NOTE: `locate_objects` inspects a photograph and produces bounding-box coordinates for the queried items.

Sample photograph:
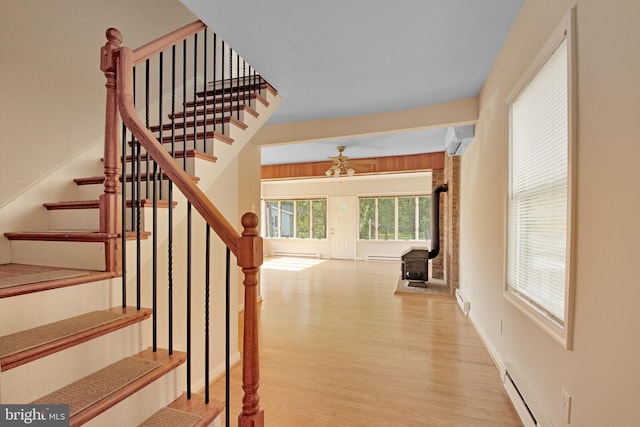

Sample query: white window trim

[503,8,578,350]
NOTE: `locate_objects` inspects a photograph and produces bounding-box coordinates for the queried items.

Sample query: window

[311,200,327,239]
[505,12,575,348]
[358,195,430,241]
[358,198,375,239]
[262,199,327,239]
[296,200,310,238]
[377,198,395,240]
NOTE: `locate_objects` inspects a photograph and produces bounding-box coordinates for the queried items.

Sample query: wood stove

[400,183,448,287]
[401,247,429,286]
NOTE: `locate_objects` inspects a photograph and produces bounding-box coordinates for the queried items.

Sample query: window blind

[507,38,568,324]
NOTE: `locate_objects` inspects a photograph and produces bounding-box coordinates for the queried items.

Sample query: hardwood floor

[210,258,522,426]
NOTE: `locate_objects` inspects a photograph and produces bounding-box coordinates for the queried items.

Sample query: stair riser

[75,172,196,202]
[10,240,105,271]
[0,278,114,336]
[48,209,100,231]
[47,208,159,234]
[0,323,151,404]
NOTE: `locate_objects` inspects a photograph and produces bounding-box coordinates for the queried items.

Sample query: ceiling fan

[325,146,356,177]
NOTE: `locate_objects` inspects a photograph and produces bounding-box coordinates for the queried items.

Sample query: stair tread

[149,114,248,133]
[0,306,152,371]
[139,407,200,427]
[32,347,185,427]
[171,103,259,120]
[118,149,218,165]
[44,199,178,210]
[156,129,235,145]
[185,91,269,109]
[195,80,274,98]
[74,173,201,186]
[4,230,150,242]
[140,392,225,427]
[0,264,114,299]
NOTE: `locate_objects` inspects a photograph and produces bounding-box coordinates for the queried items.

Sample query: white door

[329,197,357,259]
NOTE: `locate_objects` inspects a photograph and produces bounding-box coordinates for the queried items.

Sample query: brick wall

[445,154,460,289]
[430,154,460,290]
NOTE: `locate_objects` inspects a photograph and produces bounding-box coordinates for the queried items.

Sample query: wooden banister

[100,28,123,273]
[117,47,242,255]
[132,20,206,64]
[104,26,265,426]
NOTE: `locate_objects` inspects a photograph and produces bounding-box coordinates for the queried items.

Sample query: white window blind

[507,37,568,324]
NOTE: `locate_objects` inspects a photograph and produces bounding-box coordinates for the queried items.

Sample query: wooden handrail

[132,20,206,64]
[116,47,242,255]
[104,25,265,426]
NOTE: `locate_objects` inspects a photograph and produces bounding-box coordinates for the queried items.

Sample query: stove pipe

[428,183,448,259]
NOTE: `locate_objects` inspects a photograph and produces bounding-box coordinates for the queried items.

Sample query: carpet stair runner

[140,393,225,427]
[0,307,152,371]
[32,348,185,427]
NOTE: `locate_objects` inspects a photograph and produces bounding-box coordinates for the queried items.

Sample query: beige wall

[460,0,640,425]
[0,0,195,206]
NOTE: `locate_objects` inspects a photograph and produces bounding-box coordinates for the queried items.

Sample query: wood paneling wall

[261,152,445,180]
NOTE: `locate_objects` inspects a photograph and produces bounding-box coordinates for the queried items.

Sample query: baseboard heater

[455,289,470,316]
[270,251,320,258]
[366,255,401,262]
[504,370,538,427]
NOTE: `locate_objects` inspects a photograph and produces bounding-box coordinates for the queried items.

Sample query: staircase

[1,21,279,426]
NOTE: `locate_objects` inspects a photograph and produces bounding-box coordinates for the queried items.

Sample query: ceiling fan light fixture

[326,146,356,178]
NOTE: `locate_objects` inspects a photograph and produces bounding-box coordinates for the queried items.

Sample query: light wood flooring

[210,258,522,426]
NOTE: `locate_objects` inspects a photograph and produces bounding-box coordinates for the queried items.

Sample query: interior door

[329,196,357,259]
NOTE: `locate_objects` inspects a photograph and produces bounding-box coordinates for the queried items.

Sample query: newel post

[238,212,265,427]
[100,28,123,273]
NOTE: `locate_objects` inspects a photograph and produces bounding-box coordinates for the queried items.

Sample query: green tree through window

[296,200,310,238]
[359,198,375,239]
[377,198,395,240]
[398,197,416,240]
[358,195,430,241]
[312,200,327,239]
[262,198,327,239]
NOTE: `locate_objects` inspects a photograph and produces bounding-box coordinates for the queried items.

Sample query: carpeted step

[0,307,152,371]
[139,407,200,427]
[0,264,115,299]
[32,348,186,427]
[140,392,225,427]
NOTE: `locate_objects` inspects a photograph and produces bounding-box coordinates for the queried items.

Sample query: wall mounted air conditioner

[445,125,475,156]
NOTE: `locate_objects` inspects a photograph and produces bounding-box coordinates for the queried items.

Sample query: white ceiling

[180,0,524,164]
